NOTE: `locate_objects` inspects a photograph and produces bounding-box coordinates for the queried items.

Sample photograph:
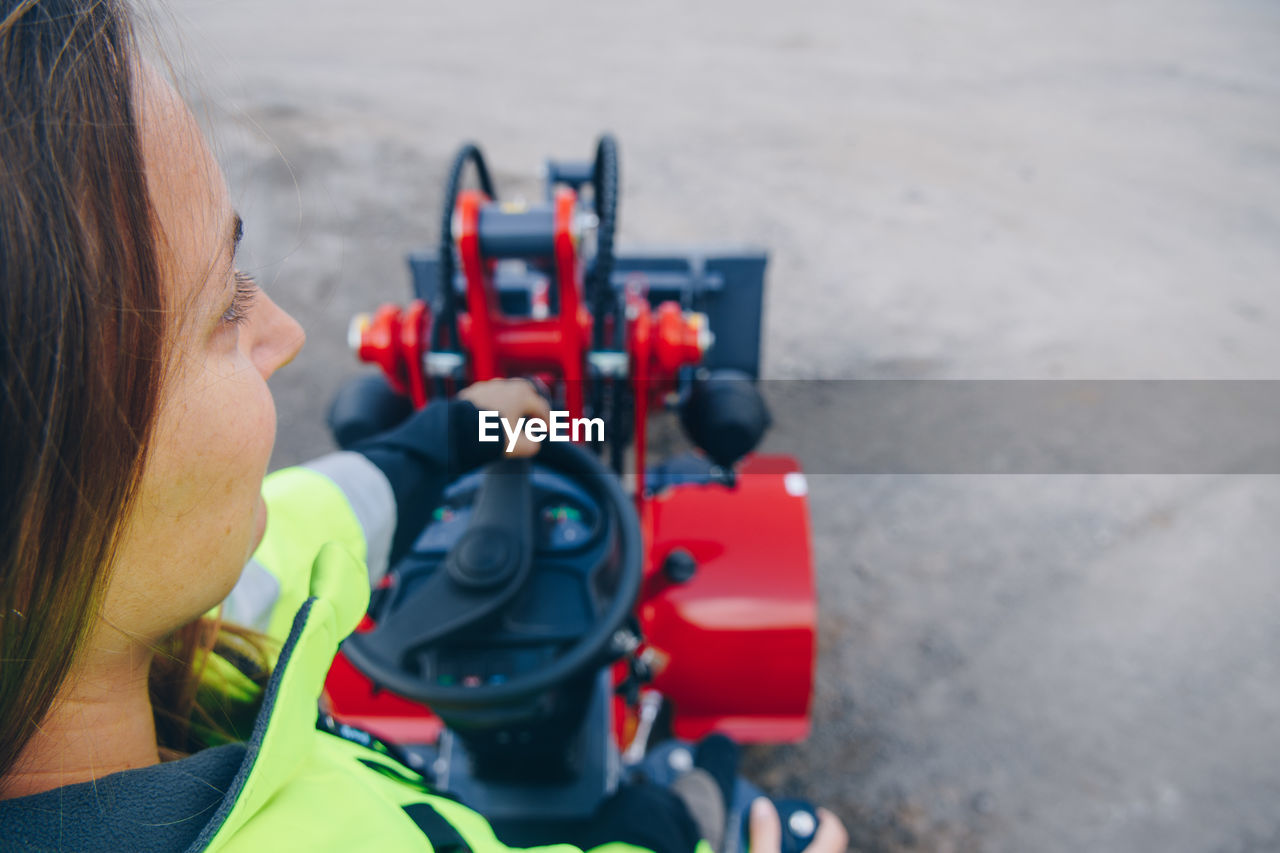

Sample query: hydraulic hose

[588,134,619,349]
[433,143,497,354]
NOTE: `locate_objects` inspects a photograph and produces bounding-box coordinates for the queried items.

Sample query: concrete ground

[168,1,1280,849]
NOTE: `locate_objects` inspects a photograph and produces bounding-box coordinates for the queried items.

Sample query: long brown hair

[0,0,174,781]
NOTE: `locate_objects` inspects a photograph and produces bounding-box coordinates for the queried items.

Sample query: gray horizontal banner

[745,380,1280,475]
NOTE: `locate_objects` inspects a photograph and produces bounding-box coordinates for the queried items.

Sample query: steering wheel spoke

[374,567,494,659]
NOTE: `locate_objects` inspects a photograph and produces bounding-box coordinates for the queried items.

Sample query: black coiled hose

[588,134,619,348]
[585,135,627,472]
[433,143,497,353]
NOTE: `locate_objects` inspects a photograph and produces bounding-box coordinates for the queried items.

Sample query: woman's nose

[250,290,306,379]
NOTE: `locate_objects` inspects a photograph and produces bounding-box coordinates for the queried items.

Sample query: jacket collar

[192,541,370,852]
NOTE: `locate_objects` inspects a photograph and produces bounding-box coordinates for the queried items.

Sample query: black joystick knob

[678,370,771,471]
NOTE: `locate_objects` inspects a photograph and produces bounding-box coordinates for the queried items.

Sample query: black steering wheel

[341,439,642,716]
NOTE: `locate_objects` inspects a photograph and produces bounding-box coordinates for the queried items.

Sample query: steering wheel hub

[449,528,518,590]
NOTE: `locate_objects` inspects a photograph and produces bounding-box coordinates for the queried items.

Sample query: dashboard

[413,467,601,556]
[375,465,614,689]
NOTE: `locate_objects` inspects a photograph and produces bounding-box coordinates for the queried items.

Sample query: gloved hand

[747,798,848,853]
[457,378,551,458]
[623,736,849,853]
[328,374,550,460]
[346,378,552,565]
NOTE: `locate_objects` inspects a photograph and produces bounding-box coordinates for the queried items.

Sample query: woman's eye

[221,271,259,327]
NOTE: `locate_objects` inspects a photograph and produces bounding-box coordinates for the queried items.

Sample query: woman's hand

[748,797,849,853]
[458,378,552,458]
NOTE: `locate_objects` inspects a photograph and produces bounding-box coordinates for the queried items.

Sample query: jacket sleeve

[349,397,502,564]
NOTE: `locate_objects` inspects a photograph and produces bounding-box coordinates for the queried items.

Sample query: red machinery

[322,137,815,829]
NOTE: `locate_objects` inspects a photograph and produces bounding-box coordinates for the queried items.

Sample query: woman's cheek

[204,382,277,599]
[220,354,278,463]
[250,374,279,467]
[221,379,276,496]
[192,365,276,532]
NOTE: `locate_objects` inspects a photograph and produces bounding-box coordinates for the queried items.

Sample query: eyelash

[222,271,259,327]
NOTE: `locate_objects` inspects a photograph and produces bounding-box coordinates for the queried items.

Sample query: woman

[0,1,848,850]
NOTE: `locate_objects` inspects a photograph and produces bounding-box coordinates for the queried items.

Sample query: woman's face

[100,66,305,645]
